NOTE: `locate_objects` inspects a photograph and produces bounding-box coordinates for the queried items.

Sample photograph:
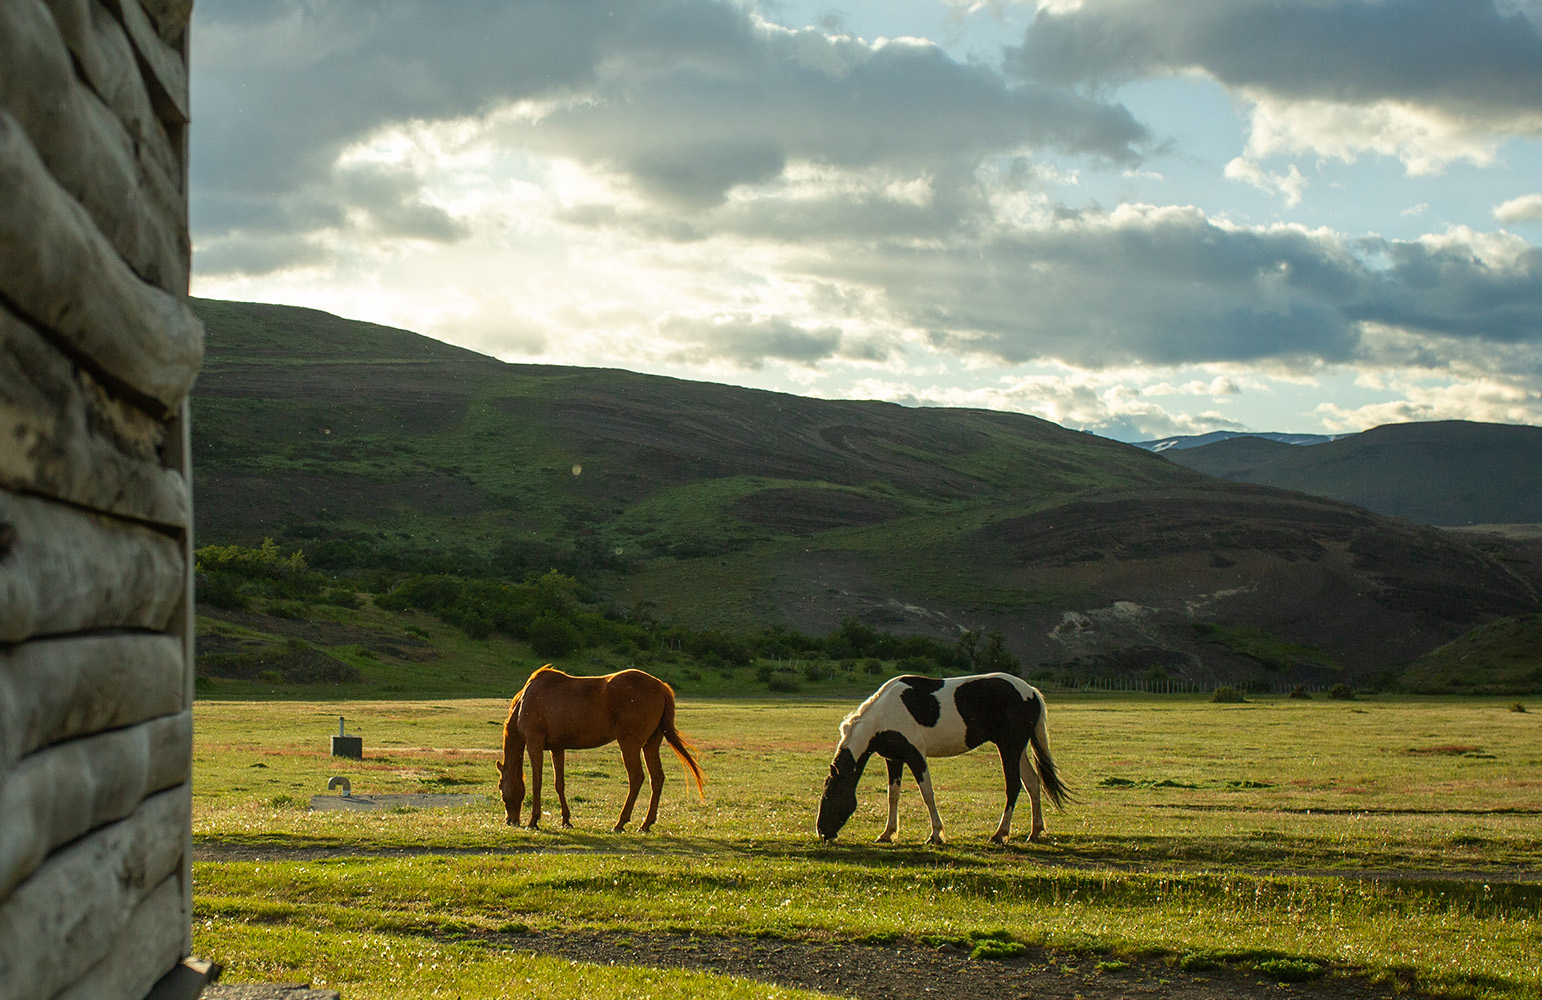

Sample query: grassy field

[191,692,1542,998]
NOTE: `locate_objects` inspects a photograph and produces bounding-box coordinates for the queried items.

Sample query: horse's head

[816,748,862,841]
[494,758,518,825]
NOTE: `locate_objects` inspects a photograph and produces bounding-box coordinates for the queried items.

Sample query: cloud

[657,313,848,368]
[841,369,1254,441]
[1224,157,1305,207]
[1013,0,1542,171]
[796,205,1542,375]
[505,27,1148,208]
[1496,193,1542,224]
[1314,375,1542,431]
[191,0,1150,272]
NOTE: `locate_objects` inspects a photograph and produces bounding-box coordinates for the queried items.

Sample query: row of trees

[194,540,1020,673]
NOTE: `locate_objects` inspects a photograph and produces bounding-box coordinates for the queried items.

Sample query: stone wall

[0,1,202,997]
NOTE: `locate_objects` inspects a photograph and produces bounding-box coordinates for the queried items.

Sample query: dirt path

[191,840,1541,883]
[192,843,1470,999]
[202,928,1431,1000]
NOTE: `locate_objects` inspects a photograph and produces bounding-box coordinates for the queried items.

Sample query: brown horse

[496,665,705,832]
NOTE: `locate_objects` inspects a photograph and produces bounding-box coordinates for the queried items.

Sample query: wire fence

[1036,675,1335,696]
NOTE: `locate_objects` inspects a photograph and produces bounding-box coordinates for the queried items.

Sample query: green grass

[1192,622,1340,673]
[193,694,1542,998]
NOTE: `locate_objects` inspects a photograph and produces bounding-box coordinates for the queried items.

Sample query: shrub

[320,587,362,609]
[529,615,581,658]
[979,631,1019,673]
[196,570,250,610]
[1255,958,1323,982]
[970,939,1027,961]
[766,671,801,693]
[1177,953,1221,972]
[1211,686,1246,703]
[862,657,885,675]
[1328,683,1355,700]
[1289,685,1312,699]
[1510,702,1528,713]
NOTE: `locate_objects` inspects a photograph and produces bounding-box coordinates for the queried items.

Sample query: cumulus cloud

[1012,0,1542,171]
[191,0,1149,272]
[1224,157,1305,206]
[791,204,1542,376]
[1496,193,1542,224]
[657,314,848,368]
[1315,376,1542,431]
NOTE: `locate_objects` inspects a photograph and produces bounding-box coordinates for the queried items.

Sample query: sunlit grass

[194,693,1542,998]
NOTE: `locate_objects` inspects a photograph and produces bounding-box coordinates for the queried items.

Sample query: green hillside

[1397,614,1542,694]
[190,299,1542,688]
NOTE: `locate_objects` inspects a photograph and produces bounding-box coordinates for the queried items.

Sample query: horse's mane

[837,683,889,745]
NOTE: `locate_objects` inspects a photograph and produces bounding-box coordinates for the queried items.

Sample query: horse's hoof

[927,834,946,846]
[1028,830,1045,843]
[639,824,653,833]
[612,823,627,833]
[989,833,1007,845]
[560,821,573,830]
[875,833,893,844]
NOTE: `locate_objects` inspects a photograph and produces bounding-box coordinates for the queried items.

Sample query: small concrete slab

[309,793,485,811]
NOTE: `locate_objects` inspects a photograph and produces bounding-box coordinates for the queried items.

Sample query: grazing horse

[816,673,1069,844]
[497,665,705,832]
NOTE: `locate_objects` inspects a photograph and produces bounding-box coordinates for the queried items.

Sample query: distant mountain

[1159,421,1542,527]
[190,299,1542,684]
[1136,431,1344,452]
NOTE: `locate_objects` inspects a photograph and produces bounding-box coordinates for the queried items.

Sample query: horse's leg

[1019,746,1046,842]
[552,748,572,828]
[639,732,665,833]
[911,761,945,845]
[614,744,645,832]
[991,742,1028,844]
[525,743,544,829]
[502,733,527,827]
[877,757,904,843]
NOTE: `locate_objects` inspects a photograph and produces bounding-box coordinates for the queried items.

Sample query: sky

[188,0,1542,442]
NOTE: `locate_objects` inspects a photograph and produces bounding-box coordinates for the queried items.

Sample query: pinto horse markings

[496,665,705,832]
[816,673,1070,844]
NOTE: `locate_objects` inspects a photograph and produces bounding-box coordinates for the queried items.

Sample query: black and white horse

[816,673,1069,844]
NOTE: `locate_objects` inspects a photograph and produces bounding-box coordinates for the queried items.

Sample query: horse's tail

[1027,696,1072,810]
[658,686,707,798]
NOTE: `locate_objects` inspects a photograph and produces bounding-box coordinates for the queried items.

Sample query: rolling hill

[189,298,1542,687]
[1158,421,1542,526]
